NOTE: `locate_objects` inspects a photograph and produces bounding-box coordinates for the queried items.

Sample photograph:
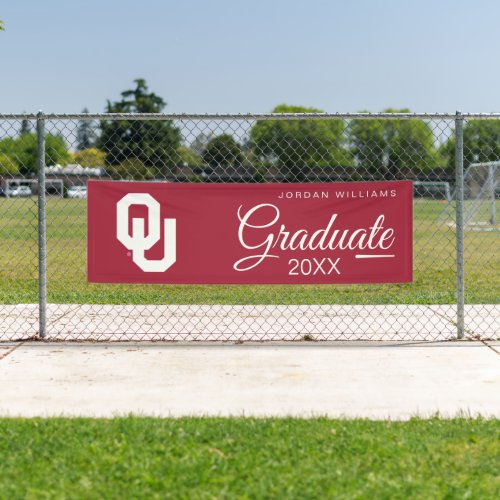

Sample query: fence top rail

[2,111,500,121]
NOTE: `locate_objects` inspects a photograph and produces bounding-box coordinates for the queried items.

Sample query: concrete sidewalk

[1,304,499,341]
[1,342,499,419]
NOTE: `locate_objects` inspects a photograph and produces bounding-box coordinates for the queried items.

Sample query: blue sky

[2,0,500,114]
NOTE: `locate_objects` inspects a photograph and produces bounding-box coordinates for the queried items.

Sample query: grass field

[0,417,498,498]
[0,198,498,305]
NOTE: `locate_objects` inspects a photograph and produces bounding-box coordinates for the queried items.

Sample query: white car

[8,185,32,197]
[67,185,87,199]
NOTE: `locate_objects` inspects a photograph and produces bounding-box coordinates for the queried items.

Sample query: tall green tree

[97,79,181,178]
[76,108,97,150]
[249,104,350,181]
[350,109,439,179]
[440,120,500,171]
[202,134,243,171]
[0,134,70,174]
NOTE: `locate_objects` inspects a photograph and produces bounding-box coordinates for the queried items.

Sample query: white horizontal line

[355,254,395,259]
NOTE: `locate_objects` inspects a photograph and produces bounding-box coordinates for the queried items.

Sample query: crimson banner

[87,180,413,284]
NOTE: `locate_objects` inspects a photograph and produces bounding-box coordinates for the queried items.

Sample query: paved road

[1,342,499,419]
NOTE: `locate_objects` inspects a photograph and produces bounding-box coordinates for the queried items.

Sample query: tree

[191,132,214,156]
[20,117,31,135]
[73,147,106,167]
[76,108,97,150]
[0,153,19,176]
[0,20,4,31]
[440,120,500,172]
[97,79,181,178]
[106,158,155,181]
[349,116,385,176]
[0,133,71,175]
[202,134,243,171]
[176,146,203,167]
[350,109,439,179]
[249,104,350,181]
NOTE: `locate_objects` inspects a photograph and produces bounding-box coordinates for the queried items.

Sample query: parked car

[67,185,87,199]
[8,185,32,197]
[0,187,6,197]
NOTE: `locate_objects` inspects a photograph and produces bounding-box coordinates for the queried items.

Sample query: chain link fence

[0,112,498,341]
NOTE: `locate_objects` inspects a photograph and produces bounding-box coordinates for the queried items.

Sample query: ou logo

[116,193,176,272]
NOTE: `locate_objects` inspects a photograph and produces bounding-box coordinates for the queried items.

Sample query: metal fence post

[37,111,47,338]
[455,111,465,339]
[489,165,497,226]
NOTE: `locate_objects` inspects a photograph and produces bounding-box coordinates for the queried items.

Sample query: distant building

[46,164,108,187]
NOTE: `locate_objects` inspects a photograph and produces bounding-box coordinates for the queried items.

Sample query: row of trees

[0,133,70,176]
[2,79,500,180]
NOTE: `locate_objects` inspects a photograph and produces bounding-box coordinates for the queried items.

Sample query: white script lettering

[233,204,396,272]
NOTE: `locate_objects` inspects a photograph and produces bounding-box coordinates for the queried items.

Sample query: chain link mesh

[0,113,498,341]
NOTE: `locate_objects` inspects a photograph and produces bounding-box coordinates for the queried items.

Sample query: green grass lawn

[0,417,498,498]
[0,198,498,305]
